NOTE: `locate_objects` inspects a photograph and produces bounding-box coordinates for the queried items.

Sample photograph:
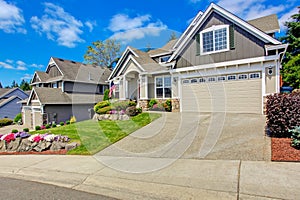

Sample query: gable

[176,11,267,68]
[46,64,63,78]
[0,88,29,100]
[31,73,41,84]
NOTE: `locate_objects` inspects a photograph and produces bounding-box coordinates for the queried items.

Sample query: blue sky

[0,0,298,87]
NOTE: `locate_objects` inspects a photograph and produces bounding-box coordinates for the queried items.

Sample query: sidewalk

[0,155,299,199]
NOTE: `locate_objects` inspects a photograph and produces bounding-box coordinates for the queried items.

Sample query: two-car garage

[181,72,262,113]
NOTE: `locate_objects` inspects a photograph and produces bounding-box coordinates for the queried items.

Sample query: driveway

[96,112,271,161]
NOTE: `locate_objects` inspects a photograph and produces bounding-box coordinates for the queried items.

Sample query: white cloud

[21,73,33,80]
[0,0,26,33]
[189,0,202,3]
[5,59,13,64]
[279,7,298,30]
[108,14,167,44]
[0,59,43,71]
[85,20,96,32]
[0,61,14,69]
[31,63,44,69]
[16,65,27,71]
[30,2,85,48]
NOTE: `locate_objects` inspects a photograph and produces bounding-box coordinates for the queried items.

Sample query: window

[217,76,226,81]
[201,25,229,54]
[182,79,190,84]
[159,56,171,63]
[238,74,248,80]
[249,73,260,79]
[156,76,172,98]
[227,75,236,81]
[199,78,206,83]
[208,77,216,82]
[191,79,198,83]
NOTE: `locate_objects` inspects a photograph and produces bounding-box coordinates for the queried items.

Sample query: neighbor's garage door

[181,73,262,113]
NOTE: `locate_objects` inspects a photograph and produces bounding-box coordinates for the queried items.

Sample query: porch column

[139,75,148,99]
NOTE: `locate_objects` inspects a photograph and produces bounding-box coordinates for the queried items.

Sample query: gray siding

[176,12,266,68]
[0,97,22,119]
[64,82,104,94]
[44,104,94,124]
[48,65,62,78]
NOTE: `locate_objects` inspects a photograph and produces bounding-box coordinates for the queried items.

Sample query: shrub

[103,89,110,101]
[23,128,29,132]
[126,106,138,116]
[66,120,70,125]
[45,124,51,129]
[52,123,57,128]
[164,99,172,112]
[14,113,22,123]
[128,101,137,107]
[35,126,41,131]
[94,101,111,113]
[290,126,300,149]
[41,125,46,130]
[136,107,142,114]
[149,99,158,108]
[97,106,112,114]
[70,116,76,124]
[60,122,64,126]
[11,129,18,133]
[0,118,13,127]
[266,93,300,137]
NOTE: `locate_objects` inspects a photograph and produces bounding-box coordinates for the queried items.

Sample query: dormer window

[200,25,229,55]
[159,55,171,63]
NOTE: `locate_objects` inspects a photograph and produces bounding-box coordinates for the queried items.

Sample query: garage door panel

[182,79,262,113]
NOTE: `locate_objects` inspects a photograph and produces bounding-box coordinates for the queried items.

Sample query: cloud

[85,20,96,32]
[30,2,85,48]
[0,0,26,33]
[0,59,43,71]
[279,7,298,30]
[108,14,167,44]
[21,73,33,80]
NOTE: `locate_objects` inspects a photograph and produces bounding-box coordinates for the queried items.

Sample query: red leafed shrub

[266,93,300,137]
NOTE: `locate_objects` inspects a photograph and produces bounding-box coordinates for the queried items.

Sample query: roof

[35,71,50,82]
[169,3,281,62]
[51,57,111,84]
[0,96,22,107]
[148,39,178,56]
[31,87,103,105]
[0,88,11,97]
[0,88,28,99]
[248,14,280,34]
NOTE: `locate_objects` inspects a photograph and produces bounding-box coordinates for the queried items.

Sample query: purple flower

[19,132,30,138]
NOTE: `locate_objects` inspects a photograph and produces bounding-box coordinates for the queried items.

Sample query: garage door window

[208,77,216,82]
[227,75,236,81]
[249,73,260,79]
[191,79,198,83]
[199,78,206,83]
[156,76,172,98]
[218,76,226,81]
[238,74,248,80]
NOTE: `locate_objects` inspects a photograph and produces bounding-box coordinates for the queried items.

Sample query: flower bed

[272,137,300,161]
[0,132,77,153]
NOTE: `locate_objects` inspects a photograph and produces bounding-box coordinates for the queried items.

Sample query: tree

[281,7,300,88]
[168,31,177,42]
[11,80,18,88]
[84,39,121,68]
[0,82,2,88]
[19,79,31,91]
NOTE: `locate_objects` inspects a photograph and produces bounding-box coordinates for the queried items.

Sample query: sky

[0,0,298,87]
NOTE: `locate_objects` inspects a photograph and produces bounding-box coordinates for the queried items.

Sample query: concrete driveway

[96,112,270,161]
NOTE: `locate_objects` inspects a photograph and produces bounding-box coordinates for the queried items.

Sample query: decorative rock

[93,113,130,121]
[6,138,21,151]
[17,139,32,152]
[50,141,66,151]
[0,140,6,152]
[65,142,79,151]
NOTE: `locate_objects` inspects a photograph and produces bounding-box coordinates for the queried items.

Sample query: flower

[119,110,125,115]
[41,125,46,130]
[1,133,15,143]
[43,134,56,142]
[28,134,43,143]
[19,132,30,138]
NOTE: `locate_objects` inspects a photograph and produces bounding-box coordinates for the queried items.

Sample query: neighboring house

[23,57,111,128]
[109,3,287,114]
[0,88,29,119]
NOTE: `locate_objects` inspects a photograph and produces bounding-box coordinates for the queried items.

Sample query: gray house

[23,57,110,128]
[0,88,29,119]
[109,3,287,114]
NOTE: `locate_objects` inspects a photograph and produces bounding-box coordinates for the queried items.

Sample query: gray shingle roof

[52,57,111,84]
[33,87,103,105]
[0,88,11,97]
[148,39,178,56]
[35,71,50,82]
[248,14,280,33]
[0,96,21,107]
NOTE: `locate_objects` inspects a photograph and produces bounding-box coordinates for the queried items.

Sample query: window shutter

[196,33,200,55]
[229,24,235,50]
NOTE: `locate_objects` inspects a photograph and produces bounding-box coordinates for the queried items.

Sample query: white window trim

[238,74,248,80]
[249,72,261,79]
[200,25,230,55]
[155,76,172,99]
[217,76,226,82]
[227,75,237,81]
[159,55,171,64]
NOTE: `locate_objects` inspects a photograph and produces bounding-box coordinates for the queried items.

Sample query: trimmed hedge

[94,100,110,113]
[266,93,300,137]
[97,106,112,114]
[0,118,13,127]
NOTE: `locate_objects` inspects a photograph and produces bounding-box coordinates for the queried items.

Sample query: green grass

[31,113,161,155]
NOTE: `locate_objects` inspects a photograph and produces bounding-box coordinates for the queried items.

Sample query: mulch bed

[271,137,300,162]
[0,149,67,155]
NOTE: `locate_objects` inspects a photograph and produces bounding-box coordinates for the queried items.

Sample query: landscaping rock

[33,141,52,152]
[6,138,21,151]
[50,141,66,151]
[65,142,79,151]
[18,139,32,152]
[0,141,6,152]
[93,113,130,121]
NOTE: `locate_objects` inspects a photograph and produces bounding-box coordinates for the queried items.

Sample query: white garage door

[181,73,262,113]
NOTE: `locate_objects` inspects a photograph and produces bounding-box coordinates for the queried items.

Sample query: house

[22,57,111,128]
[0,88,29,119]
[108,3,287,114]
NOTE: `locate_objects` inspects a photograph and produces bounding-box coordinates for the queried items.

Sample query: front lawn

[31,113,161,155]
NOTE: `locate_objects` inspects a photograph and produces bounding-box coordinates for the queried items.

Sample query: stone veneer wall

[138,99,180,112]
